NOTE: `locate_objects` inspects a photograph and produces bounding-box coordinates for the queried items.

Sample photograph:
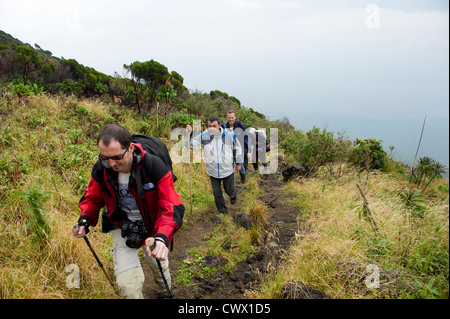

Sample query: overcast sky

[0,0,448,124]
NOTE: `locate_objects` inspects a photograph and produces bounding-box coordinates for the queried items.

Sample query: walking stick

[145,237,174,299]
[189,153,194,226]
[72,224,119,296]
[187,128,194,226]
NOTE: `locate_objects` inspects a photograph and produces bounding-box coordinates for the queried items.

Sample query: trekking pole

[146,237,174,299]
[189,154,194,226]
[72,224,119,296]
[188,129,194,226]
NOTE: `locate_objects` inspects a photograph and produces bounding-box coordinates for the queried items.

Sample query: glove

[77,216,90,235]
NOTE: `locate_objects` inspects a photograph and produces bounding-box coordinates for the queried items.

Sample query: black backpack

[131,134,177,183]
[131,135,177,252]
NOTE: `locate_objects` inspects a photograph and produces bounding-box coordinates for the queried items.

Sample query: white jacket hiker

[187,124,243,179]
[186,115,243,214]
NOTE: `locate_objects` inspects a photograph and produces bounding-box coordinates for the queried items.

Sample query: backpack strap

[133,151,175,252]
[135,164,145,201]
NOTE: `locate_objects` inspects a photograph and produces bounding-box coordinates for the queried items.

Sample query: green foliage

[170,70,187,93]
[124,60,169,87]
[281,126,348,171]
[300,126,339,171]
[406,222,449,297]
[21,188,50,247]
[29,83,45,96]
[12,83,34,97]
[410,157,447,190]
[0,30,23,46]
[68,128,83,144]
[400,189,427,217]
[279,130,304,160]
[62,143,97,169]
[408,277,448,299]
[367,235,391,257]
[0,156,16,188]
[350,138,388,171]
[11,83,45,97]
[210,90,241,107]
[12,45,42,81]
[135,120,153,135]
[124,87,137,101]
[169,111,199,126]
[95,82,109,95]
[56,79,76,94]
[156,85,177,102]
[124,60,170,107]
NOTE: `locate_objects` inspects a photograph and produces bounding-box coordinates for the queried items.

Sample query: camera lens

[126,237,139,248]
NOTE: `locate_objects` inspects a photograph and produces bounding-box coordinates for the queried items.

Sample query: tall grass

[0,93,121,298]
[258,164,449,299]
[2,90,447,299]
[0,90,255,298]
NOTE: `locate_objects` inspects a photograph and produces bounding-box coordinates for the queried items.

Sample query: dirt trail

[142,167,307,299]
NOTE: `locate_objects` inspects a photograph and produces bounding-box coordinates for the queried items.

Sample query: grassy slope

[258,165,449,299]
[0,92,263,298]
[1,92,448,299]
[0,94,125,298]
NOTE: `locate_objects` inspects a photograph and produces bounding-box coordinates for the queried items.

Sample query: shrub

[21,188,51,247]
[350,138,388,171]
[281,126,344,172]
[56,79,76,94]
[12,83,34,97]
[410,157,447,190]
[300,126,339,171]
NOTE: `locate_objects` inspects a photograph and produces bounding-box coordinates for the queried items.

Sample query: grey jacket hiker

[188,127,243,179]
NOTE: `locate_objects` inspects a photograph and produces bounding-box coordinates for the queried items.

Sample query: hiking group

[71,109,270,299]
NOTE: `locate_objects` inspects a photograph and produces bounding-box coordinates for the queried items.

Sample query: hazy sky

[0,0,448,123]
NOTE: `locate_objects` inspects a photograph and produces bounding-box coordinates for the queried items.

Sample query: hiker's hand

[235,164,241,172]
[71,222,86,238]
[145,238,168,261]
[186,125,193,134]
[152,240,169,261]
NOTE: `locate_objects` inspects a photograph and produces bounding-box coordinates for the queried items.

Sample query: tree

[171,70,187,93]
[124,59,170,108]
[12,45,41,81]
[156,85,177,103]
[411,157,447,190]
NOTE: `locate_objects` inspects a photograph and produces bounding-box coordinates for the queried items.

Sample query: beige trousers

[112,229,171,299]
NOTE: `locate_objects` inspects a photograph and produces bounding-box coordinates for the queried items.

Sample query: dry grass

[0,94,125,298]
[2,92,447,299]
[258,165,449,299]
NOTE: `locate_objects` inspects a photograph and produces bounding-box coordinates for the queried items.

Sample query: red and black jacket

[78,143,185,248]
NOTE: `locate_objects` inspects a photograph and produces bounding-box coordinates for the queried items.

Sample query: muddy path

[141,167,310,299]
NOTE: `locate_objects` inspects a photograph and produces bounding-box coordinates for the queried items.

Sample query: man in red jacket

[71,124,184,298]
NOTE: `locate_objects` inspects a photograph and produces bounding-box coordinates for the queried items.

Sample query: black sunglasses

[99,146,129,161]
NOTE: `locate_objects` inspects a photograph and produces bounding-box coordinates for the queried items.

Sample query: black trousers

[210,174,236,214]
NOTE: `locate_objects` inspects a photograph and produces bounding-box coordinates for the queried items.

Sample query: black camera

[121,219,148,248]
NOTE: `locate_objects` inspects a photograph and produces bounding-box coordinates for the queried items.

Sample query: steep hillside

[0,31,448,299]
[1,89,448,299]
